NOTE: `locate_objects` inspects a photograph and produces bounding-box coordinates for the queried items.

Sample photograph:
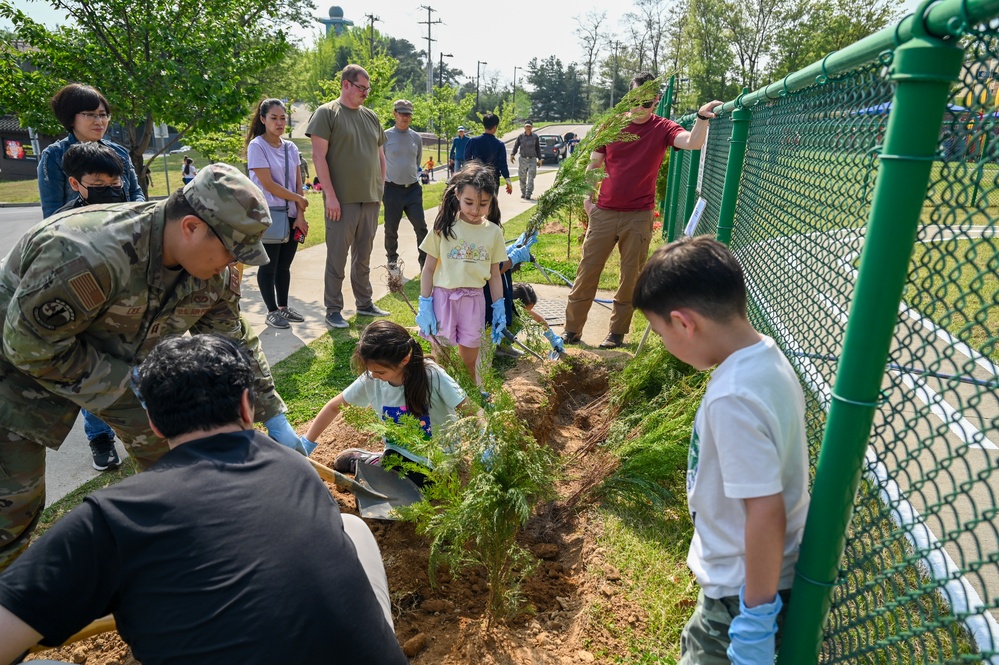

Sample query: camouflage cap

[183,163,272,266]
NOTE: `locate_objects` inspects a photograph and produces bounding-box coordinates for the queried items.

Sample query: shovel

[501,329,562,362]
[307,457,423,520]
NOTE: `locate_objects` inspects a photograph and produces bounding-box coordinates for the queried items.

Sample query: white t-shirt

[247,135,301,218]
[341,362,466,437]
[686,335,810,599]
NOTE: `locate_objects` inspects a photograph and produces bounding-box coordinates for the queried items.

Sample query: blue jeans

[82,410,114,441]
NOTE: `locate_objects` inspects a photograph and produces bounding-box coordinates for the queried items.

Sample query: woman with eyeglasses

[37,83,144,218]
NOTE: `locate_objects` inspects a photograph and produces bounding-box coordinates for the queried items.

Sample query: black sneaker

[334,448,382,474]
[599,333,625,349]
[278,306,305,323]
[89,433,121,471]
[356,304,390,317]
[325,312,349,328]
[562,331,583,345]
[266,311,290,329]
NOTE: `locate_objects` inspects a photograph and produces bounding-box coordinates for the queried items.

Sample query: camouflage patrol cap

[183,163,272,266]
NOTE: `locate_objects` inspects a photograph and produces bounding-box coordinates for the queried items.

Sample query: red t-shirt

[595,115,684,211]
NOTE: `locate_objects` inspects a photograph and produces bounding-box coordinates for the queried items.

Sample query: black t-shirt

[0,430,407,665]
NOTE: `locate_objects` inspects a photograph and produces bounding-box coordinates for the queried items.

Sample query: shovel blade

[353,463,424,520]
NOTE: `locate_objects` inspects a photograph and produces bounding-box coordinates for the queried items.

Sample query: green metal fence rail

[663,0,999,662]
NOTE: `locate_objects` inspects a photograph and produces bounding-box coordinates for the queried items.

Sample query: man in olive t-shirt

[306,64,388,329]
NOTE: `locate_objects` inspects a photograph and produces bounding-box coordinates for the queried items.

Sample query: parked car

[537,134,567,164]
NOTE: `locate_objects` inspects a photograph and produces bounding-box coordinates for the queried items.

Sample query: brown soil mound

[29,350,644,665]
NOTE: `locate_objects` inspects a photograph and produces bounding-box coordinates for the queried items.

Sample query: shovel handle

[307,458,391,500]
[502,330,547,361]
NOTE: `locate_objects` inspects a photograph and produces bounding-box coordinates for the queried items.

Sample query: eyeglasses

[346,79,371,94]
[78,112,112,122]
[640,101,655,109]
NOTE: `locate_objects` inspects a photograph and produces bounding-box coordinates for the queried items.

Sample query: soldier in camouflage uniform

[0,163,292,570]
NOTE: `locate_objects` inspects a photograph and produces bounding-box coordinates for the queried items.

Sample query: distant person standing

[449,125,470,175]
[423,155,435,180]
[182,157,198,185]
[382,99,429,278]
[307,64,389,329]
[511,121,541,199]
[245,98,309,330]
[464,113,512,195]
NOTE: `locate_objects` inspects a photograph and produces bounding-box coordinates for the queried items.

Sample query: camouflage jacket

[0,200,285,450]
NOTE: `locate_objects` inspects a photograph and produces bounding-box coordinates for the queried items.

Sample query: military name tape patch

[34,298,76,330]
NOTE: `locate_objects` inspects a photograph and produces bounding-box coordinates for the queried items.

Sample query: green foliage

[599,341,708,519]
[184,124,246,166]
[399,397,559,626]
[680,0,740,113]
[412,85,475,146]
[0,0,303,189]
[526,56,585,122]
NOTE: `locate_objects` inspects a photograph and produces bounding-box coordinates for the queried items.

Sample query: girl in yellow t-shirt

[416,163,507,385]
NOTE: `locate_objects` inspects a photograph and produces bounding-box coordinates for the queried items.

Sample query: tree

[680,0,739,113]
[768,0,901,81]
[574,11,606,116]
[527,56,569,122]
[412,85,474,162]
[721,0,791,93]
[623,0,669,76]
[0,0,307,194]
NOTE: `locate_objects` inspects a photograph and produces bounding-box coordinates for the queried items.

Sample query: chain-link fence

[660,3,999,662]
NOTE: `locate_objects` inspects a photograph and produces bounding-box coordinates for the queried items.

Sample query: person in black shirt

[0,335,407,665]
[464,112,513,195]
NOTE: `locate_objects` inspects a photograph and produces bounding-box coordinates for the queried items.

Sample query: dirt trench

[28,349,644,665]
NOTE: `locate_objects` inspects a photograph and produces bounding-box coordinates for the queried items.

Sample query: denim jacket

[37,133,144,218]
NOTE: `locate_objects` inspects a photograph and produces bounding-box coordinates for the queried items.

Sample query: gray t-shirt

[342,361,466,437]
[305,100,384,204]
[383,126,423,186]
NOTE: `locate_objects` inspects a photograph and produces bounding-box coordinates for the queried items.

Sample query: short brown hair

[342,64,369,85]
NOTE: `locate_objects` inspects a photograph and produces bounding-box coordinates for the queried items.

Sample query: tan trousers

[324,202,380,314]
[564,206,655,336]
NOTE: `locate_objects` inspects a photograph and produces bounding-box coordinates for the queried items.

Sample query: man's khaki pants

[324,202,380,314]
[564,206,655,337]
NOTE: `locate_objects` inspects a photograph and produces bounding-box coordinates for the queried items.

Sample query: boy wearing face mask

[56,142,129,213]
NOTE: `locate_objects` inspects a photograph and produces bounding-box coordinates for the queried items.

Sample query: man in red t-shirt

[563,73,721,348]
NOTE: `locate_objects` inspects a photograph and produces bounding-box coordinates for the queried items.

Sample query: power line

[418,5,443,95]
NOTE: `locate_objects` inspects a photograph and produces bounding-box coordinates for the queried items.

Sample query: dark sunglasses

[640,101,655,109]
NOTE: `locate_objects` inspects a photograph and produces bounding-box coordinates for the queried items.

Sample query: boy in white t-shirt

[633,236,810,665]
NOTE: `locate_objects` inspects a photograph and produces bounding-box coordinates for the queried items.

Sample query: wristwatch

[697,112,712,121]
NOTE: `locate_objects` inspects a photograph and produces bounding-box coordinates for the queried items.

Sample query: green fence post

[775,7,965,665]
[657,76,676,234]
[666,148,685,242]
[715,91,751,247]
[682,148,702,230]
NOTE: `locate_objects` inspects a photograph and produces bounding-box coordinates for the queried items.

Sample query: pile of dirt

[28,349,645,665]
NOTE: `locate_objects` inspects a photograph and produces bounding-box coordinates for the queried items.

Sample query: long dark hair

[433,160,501,240]
[244,98,285,151]
[351,321,431,417]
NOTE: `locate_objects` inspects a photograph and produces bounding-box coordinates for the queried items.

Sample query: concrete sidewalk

[45,167,616,505]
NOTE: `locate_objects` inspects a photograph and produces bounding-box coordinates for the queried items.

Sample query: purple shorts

[427,286,486,348]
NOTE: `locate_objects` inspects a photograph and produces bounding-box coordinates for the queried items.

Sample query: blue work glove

[490,300,507,344]
[506,243,532,266]
[515,232,539,250]
[726,586,783,665]
[299,434,318,457]
[264,413,310,456]
[543,329,565,354]
[416,296,438,336]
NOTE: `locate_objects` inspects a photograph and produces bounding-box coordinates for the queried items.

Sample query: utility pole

[438,52,453,164]
[363,14,380,60]
[513,65,521,121]
[476,60,488,113]
[419,6,443,95]
[610,40,620,108]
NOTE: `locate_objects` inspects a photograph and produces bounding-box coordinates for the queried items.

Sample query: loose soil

[28,349,649,665]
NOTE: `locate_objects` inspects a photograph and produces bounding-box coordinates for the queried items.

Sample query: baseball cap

[183,163,272,266]
[394,99,414,114]
[524,121,533,127]
[457,125,466,132]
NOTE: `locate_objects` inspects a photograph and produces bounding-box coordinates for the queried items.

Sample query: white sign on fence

[684,198,707,237]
